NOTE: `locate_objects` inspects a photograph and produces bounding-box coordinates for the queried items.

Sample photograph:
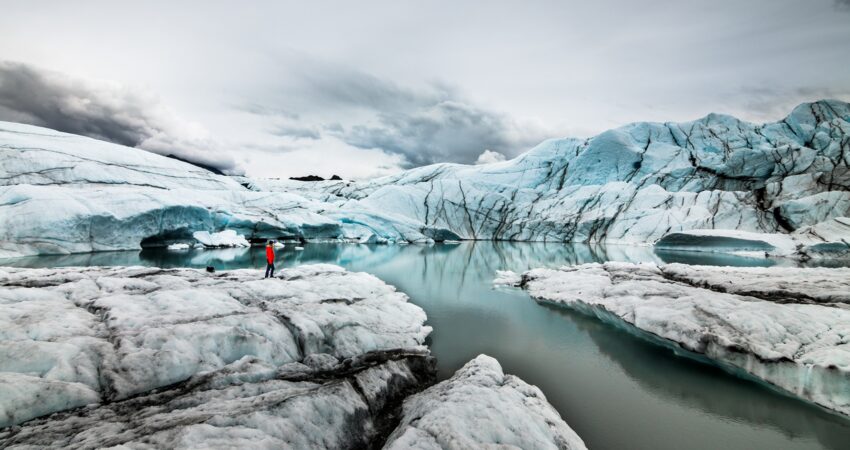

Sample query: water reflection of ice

[189,247,250,265]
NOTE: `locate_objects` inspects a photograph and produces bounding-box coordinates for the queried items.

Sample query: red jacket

[266,246,275,264]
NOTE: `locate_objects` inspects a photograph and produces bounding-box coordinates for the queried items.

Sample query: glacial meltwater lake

[3,242,850,449]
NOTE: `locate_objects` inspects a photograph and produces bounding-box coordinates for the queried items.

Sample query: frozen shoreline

[0,264,583,448]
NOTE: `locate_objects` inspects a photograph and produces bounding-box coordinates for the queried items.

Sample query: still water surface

[3,242,849,449]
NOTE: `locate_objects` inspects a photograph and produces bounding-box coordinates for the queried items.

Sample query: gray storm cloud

[245,60,549,167]
[0,61,241,174]
[337,100,546,167]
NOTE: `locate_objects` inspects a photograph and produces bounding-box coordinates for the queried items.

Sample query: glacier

[3,100,850,257]
[268,99,850,251]
[496,263,850,416]
[0,121,457,258]
[0,265,582,449]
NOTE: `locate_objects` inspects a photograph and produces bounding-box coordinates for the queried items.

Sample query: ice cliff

[497,263,850,416]
[0,265,582,448]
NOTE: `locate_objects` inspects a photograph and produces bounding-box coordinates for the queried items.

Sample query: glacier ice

[0,122,457,258]
[4,100,850,257]
[0,264,431,428]
[385,354,587,450]
[500,262,850,416]
[273,100,850,248]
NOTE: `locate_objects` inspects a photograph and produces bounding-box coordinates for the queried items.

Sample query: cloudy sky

[1,0,849,178]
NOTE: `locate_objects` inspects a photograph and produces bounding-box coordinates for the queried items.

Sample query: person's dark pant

[265,262,275,278]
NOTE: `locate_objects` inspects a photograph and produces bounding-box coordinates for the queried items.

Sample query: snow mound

[0,264,431,428]
[513,262,850,416]
[384,354,587,450]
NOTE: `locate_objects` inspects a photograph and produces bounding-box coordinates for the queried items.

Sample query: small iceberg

[192,230,250,248]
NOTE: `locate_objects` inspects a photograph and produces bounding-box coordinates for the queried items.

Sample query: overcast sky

[1,0,849,178]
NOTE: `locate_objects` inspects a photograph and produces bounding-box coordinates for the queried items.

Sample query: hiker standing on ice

[264,241,276,278]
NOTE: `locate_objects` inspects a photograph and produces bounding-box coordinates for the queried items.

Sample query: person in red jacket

[264,241,276,278]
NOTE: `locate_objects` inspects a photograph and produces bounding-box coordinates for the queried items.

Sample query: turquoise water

[3,242,849,449]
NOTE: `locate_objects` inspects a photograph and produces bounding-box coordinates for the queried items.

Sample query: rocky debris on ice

[0,264,431,430]
[384,354,587,450]
[0,122,458,258]
[275,100,850,245]
[500,262,850,416]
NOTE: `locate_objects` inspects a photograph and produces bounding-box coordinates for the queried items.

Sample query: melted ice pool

[3,242,849,449]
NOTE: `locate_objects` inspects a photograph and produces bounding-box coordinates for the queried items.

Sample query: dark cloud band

[0,61,240,174]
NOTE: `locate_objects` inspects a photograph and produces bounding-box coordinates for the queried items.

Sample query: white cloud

[475,150,507,165]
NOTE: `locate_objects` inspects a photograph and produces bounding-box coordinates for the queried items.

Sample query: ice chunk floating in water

[191,230,249,247]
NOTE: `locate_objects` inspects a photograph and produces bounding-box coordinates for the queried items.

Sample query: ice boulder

[192,230,250,247]
[384,355,587,450]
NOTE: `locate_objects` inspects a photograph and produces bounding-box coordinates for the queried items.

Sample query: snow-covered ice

[503,263,850,416]
[0,264,431,429]
[384,355,587,450]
